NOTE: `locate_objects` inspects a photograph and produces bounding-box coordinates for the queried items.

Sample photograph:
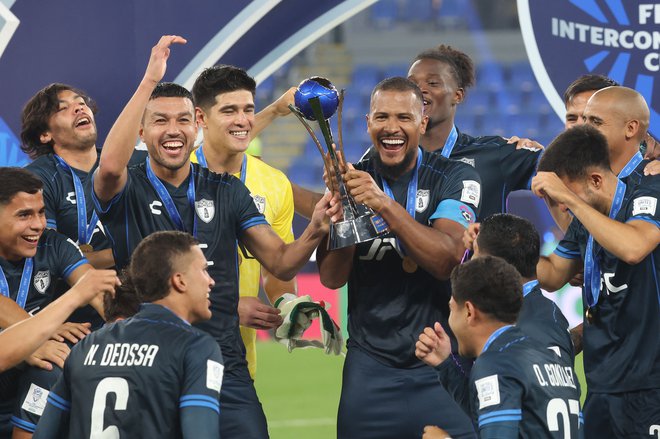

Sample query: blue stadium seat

[352,65,382,98]
[508,61,537,91]
[370,0,399,27]
[477,62,506,92]
[400,0,434,22]
[526,90,553,115]
[461,90,490,115]
[384,62,410,78]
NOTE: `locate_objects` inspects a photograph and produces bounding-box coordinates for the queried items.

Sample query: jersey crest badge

[415,189,430,213]
[33,270,50,294]
[22,383,49,416]
[252,194,266,214]
[195,199,215,223]
[458,157,475,167]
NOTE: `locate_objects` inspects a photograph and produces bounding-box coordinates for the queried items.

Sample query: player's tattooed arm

[95,35,187,202]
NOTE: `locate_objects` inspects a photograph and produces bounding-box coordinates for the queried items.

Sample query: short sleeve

[232,180,268,234]
[32,368,71,438]
[179,335,223,438]
[625,186,660,228]
[553,218,583,260]
[50,231,88,280]
[12,366,63,433]
[429,162,481,228]
[471,357,523,433]
[499,142,542,191]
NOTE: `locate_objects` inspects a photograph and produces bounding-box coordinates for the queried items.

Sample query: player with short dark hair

[466,213,573,362]
[33,231,223,438]
[191,65,297,380]
[407,44,542,220]
[0,168,96,438]
[533,124,660,437]
[318,76,480,438]
[92,35,336,438]
[416,256,581,439]
[562,74,618,129]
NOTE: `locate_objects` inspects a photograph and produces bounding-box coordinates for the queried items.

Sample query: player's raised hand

[344,163,390,213]
[422,425,451,439]
[238,296,283,330]
[462,222,480,251]
[531,172,578,209]
[272,87,296,117]
[506,135,543,151]
[51,322,92,344]
[308,191,335,235]
[143,35,187,85]
[27,340,70,370]
[68,269,121,308]
[415,322,451,367]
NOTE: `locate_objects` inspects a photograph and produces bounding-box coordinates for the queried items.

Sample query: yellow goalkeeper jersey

[191,147,295,378]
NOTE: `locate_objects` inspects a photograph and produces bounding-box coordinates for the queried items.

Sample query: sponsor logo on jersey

[66,191,77,205]
[460,180,481,207]
[195,199,215,223]
[252,194,266,214]
[149,200,163,215]
[475,374,500,409]
[207,359,224,393]
[415,189,430,213]
[33,270,50,294]
[632,196,657,216]
[21,383,49,416]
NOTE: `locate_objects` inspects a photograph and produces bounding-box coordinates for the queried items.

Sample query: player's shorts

[583,388,660,438]
[11,365,62,433]
[219,365,268,438]
[337,345,476,439]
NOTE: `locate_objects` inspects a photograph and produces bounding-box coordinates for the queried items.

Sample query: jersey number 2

[547,398,580,439]
[90,377,129,438]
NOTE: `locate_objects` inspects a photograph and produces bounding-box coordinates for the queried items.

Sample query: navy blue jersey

[0,229,86,314]
[555,179,660,393]
[469,326,581,438]
[92,163,267,370]
[10,342,74,434]
[349,149,481,367]
[26,154,110,251]
[440,129,540,220]
[517,281,574,365]
[33,304,223,439]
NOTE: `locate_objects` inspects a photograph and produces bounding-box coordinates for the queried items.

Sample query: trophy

[289,77,388,249]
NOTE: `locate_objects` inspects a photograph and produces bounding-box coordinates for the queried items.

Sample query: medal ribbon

[54,155,99,245]
[439,125,459,158]
[0,258,34,309]
[146,157,197,236]
[618,151,643,179]
[584,178,626,308]
[381,147,422,257]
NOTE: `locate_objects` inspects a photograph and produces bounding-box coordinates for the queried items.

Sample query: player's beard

[374,145,417,181]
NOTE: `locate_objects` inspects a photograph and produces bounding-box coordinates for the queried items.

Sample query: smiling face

[0,191,46,261]
[197,90,255,155]
[564,90,594,129]
[179,245,215,324]
[407,58,462,130]
[367,89,428,179]
[140,97,197,172]
[41,89,97,152]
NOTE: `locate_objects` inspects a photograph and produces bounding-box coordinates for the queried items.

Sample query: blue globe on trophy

[294,77,339,121]
[288,76,388,249]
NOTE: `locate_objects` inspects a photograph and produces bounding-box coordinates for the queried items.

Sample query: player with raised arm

[92,35,336,438]
[317,77,480,439]
[416,257,581,439]
[533,125,660,437]
[33,231,222,438]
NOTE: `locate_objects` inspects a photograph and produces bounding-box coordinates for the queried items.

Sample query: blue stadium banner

[518,0,660,137]
[0,0,377,167]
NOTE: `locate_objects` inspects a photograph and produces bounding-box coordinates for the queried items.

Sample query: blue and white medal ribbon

[54,156,99,246]
[146,157,197,236]
[0,258,34,309]
[381,148,422,272]
[584,178,626,319]
[439,125,459,158]
[618,151,643,179]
